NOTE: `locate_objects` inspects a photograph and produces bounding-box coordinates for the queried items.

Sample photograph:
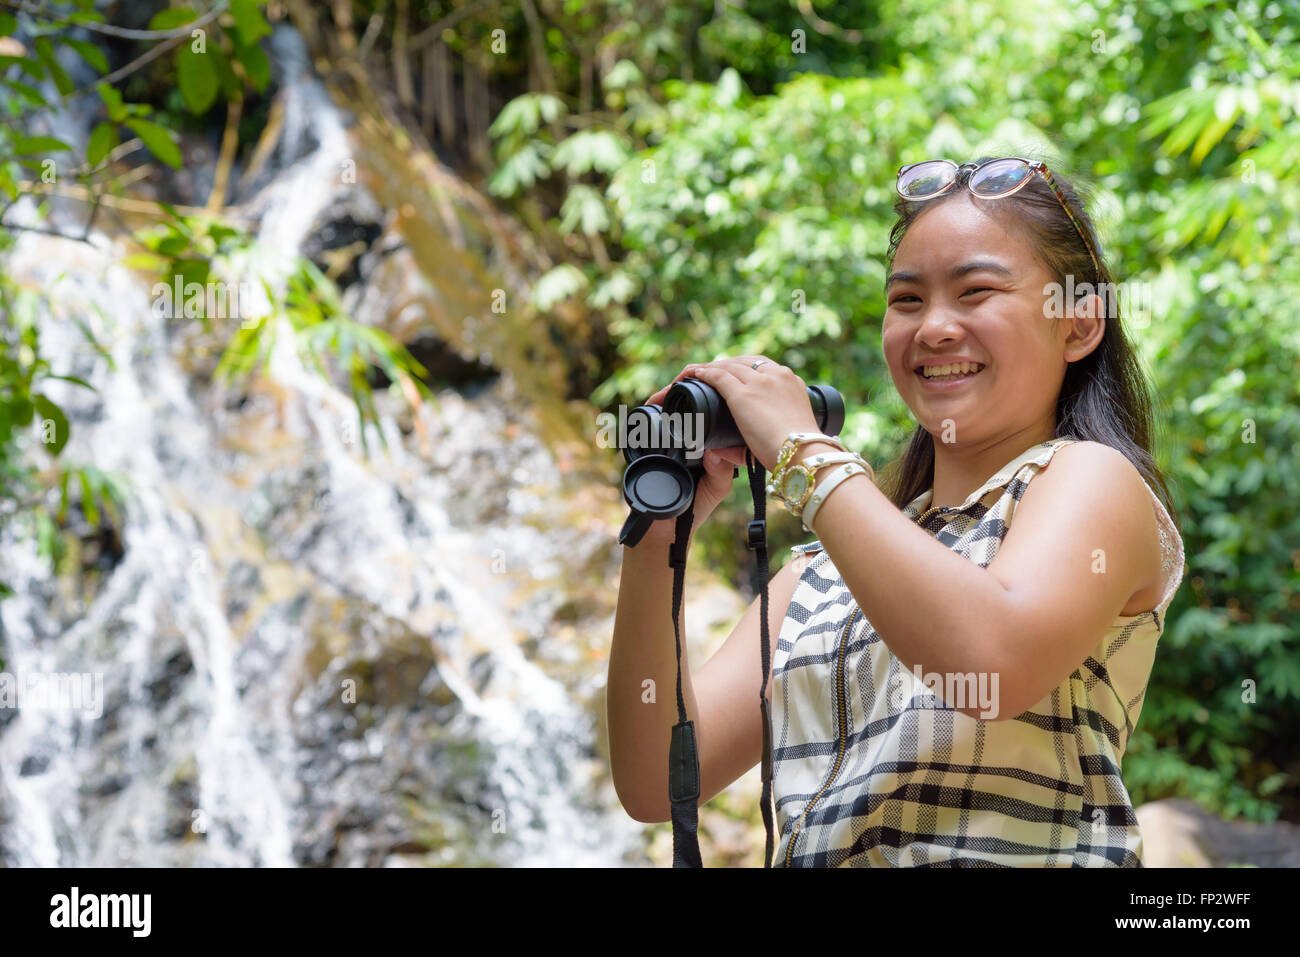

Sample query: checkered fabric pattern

[771,437,1185,867]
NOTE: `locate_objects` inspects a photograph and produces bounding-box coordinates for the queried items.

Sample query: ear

[1063,290,1106,362]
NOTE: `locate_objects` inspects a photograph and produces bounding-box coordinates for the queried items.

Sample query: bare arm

[607,529,812,823]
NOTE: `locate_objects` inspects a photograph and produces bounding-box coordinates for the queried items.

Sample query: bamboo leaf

[78,468,99,527]
[31,395,69,456]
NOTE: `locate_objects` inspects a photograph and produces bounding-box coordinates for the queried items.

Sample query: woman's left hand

[680,356,822,473]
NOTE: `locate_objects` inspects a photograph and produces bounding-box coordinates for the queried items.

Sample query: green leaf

[87,122,119,167]
[231,0,272,46]
[13,135,70,155]
[177,46,218,114]
[35,509,59,563]
[486,142,552,197]
[156,234,191,257]
[33,36,73,96]
[120,251,171,272]
[0,13,17,37]
[43,374,95,391]
[31,395,69,456]
[212,44,241,100]
[78,468,99,528]
[0,54,45,83]
[57,468,69,525]
[549,129,630,178]
[65,37,109,74]
[66,6,107,27]
[148,7,198,31]
[602,59,643,92]
[487,92,567,140]
[558,184,610,236]
[233,39,270,92]
[97,83,127,123]
[532,264,589,310]
[0,163,17,201]
[126,119,181,168]
[5,80,48,107]
[12,397,33,428]
[173,258,210,287]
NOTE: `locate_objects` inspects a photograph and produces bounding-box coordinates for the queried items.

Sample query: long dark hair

[876,152,1181,535]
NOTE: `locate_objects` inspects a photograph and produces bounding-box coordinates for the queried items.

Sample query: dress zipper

[915,504,944,524]
[781,510,934,865]
[783,602,862,866]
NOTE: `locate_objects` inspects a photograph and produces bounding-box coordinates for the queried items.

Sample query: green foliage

[129,209,437,458]
[147,2,272,116]
[485,0,1300,820]
[0,270,125,603]
[0,2,433,607]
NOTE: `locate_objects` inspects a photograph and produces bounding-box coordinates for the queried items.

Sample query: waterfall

[0,24,644,867]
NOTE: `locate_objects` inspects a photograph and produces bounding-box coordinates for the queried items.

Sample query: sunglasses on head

[896,157,1103,282]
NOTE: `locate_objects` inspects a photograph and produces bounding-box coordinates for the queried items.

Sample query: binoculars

[616,377,846,546]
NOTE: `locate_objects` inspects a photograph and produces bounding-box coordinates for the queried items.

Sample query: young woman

[607,155,1185,867]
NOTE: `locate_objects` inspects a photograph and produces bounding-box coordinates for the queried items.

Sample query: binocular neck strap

[666,451,776,869]
[667,505,702,868]
[746,451,776,870]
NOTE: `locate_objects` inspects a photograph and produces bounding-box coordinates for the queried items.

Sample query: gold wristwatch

[767,432,846,494]
[770,449,866,518]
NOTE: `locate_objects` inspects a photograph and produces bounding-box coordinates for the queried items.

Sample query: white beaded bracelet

[801,461,871,533]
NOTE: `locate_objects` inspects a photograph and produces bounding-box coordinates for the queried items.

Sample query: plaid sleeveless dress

[771,437,1185,867]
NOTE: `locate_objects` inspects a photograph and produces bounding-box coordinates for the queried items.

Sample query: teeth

[921,362,984,378]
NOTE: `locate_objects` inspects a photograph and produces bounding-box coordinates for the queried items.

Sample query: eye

[962,286,995,297]
[889,294,921,306]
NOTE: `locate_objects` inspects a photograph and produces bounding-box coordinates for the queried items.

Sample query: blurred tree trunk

[394,0,415,108]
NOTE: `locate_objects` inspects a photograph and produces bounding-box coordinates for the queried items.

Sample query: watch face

[782,468,810,502]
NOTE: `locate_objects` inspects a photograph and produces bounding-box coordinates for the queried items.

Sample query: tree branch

[0,0,226,39]
[409,0,497,51]
[795,0,863,43]
[0,219,98,245]
[9,2,231,127]
[206,91,243,212]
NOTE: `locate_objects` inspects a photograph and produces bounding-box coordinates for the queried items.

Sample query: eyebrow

[886,260,1015,287]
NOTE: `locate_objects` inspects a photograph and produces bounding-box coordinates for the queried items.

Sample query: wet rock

[146,648,194,707]
[19,754,48,776]
[1137,798,1300,867]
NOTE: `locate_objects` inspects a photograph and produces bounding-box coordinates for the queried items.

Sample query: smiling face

[882,192,1082,447]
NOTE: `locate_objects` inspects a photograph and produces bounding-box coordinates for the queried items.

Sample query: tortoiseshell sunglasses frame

[896,157,1104,282]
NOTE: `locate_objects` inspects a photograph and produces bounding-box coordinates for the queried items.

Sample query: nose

[915,303,965,348]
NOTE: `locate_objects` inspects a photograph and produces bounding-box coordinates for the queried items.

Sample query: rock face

[0,23,651,868]
[1137,799,1300,867]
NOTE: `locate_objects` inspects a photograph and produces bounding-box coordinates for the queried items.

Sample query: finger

[714,446,749,466]
[645,370,691,404]
[646,362,716,404]
[689,356,765,376]
[685,362,749,391]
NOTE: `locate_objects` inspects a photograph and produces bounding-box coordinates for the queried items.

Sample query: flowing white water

[0,25,642,867]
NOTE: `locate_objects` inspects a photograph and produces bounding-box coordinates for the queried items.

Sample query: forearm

[802,463,1013,690]
[606,526,704,821]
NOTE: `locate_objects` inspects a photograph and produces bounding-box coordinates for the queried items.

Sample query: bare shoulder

[1024,439,1163,608]
[1041,440,1150,498]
